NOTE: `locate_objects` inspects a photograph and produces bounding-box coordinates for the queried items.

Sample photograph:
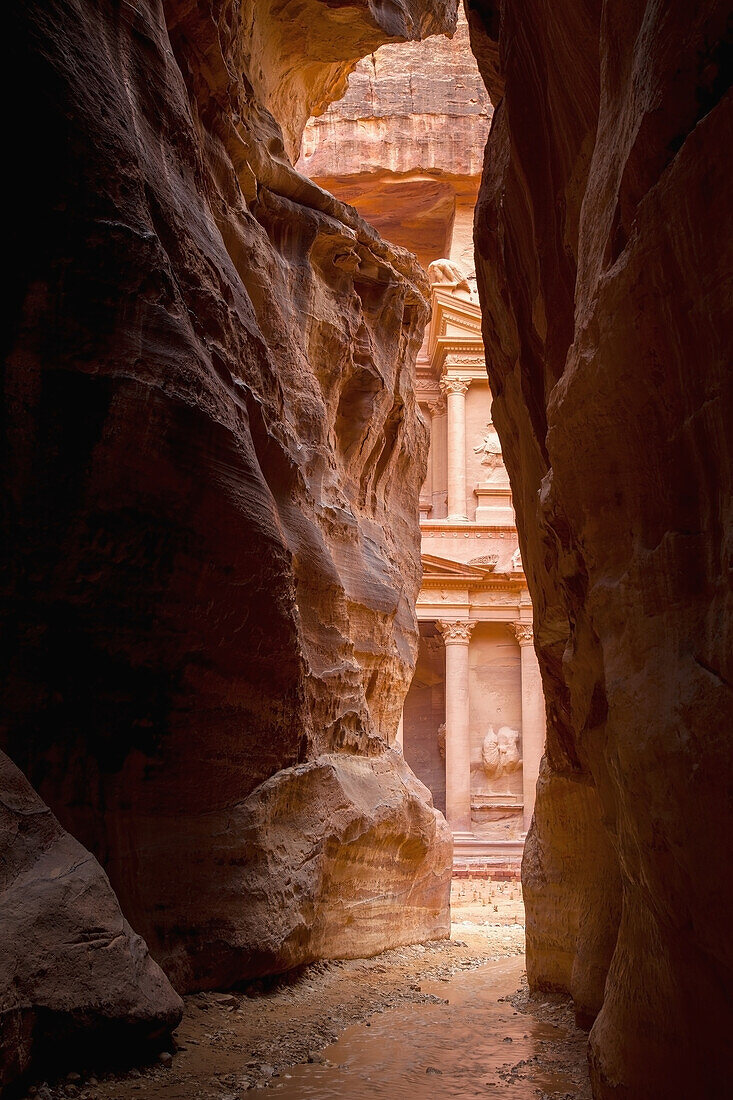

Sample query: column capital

[513,621,534,646]
[428,395,446,416]
[437,620,476,644]
[440,375,471,397]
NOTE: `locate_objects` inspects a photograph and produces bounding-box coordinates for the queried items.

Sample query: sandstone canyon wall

[468,0,732,1096]
[0,752,183,1086]
[298,9,492,276]
[3,0,457,1044]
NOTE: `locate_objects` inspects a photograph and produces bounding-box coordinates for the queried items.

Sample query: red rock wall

[3,0,456,995]
[468,0,733,1095]
[299,11,491,180]
[0,752,183,1088]
[298,10,492,269]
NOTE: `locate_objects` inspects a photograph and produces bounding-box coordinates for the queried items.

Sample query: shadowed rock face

[0,752,183,1088]
[468,0,732,1095]
[3,0,455,998]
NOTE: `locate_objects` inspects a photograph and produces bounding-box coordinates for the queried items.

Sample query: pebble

[158,1052,173,1068]
[425,1066,443,1075]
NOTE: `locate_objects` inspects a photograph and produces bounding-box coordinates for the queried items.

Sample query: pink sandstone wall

[3,9,459,1074]
[468,0,733,1094]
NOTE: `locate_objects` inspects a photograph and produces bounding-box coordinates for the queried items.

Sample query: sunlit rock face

[3,0,456,1000]
[299,10,491,273]
[468,0,732,1095]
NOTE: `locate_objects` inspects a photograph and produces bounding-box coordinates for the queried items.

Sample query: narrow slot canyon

[2,1,731,1099]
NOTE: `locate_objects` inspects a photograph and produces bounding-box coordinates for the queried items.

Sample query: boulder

[0,753,182,1090]
[193,751,453,984]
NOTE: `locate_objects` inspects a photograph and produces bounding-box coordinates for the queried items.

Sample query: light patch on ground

[24,880,590,1100]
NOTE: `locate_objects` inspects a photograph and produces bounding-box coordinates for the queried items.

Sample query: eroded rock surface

[299,9,491,272]
[468,0,732,1095]
[3,0,456,1004]
[0,752,183,1089]
[235,751,451,978]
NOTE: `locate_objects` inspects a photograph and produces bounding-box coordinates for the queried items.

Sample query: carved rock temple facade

[301,11,545,867]
[400,274,544,865]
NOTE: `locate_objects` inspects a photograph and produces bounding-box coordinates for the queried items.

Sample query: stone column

[437,619,475,837]
[514,622,546,831]
[419,402,433,520]
[428,396,446,517]
[440,377,471,522]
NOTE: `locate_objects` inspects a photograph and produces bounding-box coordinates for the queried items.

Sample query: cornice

[419,578,527,592]
[430,287,483,331]
[421,521,518,535]
[432,339,487,376]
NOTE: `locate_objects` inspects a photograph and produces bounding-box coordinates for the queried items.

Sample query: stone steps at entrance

[453,865,521,880]
[452,836,524,879]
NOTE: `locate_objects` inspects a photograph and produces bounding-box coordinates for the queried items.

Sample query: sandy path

[25,883,590,1100]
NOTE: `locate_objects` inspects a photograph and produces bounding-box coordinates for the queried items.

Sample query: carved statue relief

[437,722,446,760]
[481,725,522,779]
[473,418,505,483]
[427,258,472,297]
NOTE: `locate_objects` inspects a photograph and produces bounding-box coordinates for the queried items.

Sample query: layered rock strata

[299,10,491,274]
[0,752,183,1088]
[3,0,456,1016]
[468,0,732,1095]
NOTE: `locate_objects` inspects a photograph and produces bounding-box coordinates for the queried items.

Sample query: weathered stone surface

[4,0,455,1003]
[299,10,491,270]
[0,752,183,1089]
[469,0,733,1095]
[107,750,451,991]
[226,751,452,979]
[522,763,620,1029]
[300,12,490,178]
[225,0,459,164]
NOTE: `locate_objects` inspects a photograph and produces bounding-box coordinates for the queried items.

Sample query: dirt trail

[24,882,591,1100]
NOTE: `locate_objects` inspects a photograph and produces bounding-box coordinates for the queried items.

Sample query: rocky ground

[22,881,591,1099]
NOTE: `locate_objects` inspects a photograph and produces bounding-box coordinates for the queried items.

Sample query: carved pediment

[431,287,483,335]
[426,289,485,371]
[421,554,497,581]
